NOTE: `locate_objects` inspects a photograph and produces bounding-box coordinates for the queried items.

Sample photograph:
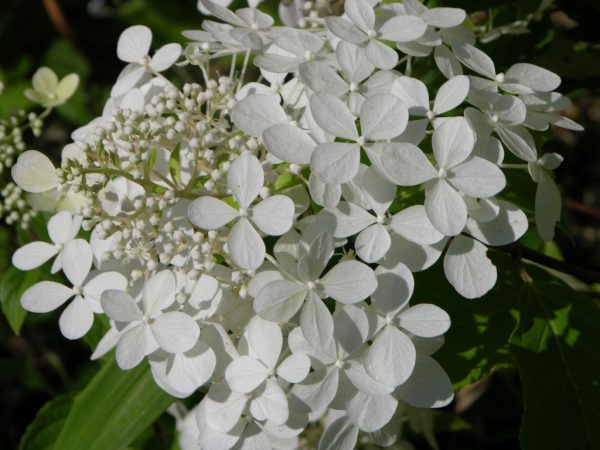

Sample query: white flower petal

[333,304,370,357]
[453,43,496,79]
[355,224,390,263]
[379,15,427,42]
[365,326,416,386]
[251,195,294,236]
[362,166,396,214]
[389,205,445,245]
[101,289,142,322]
[536,172,561,241]
[345,0,375,32]
[84,271,128,303]
[61,239,92,287]
[116,323,158,370]
[309,173,341,208]
[336,41,374,83]
[225,356,269,393]
[277,352,311,383]
[434,45,463,79]
[443,235,497,298]
[149,43,181,71]
[311,143,361,185]
[347,391,398,432]
[372,264,414,315]
[421,7,466,28]
[151,311,200,354]
[324,17,367,45]
[433,75,469,115]
[496,125,537,162]
[263,124,315,165]
[432,116,474,169]
[299,60,349,97]
[21,281,73,313]
[11,150,57,193]
[301,292,334,351]
[246,316,282,369]
[48,211,80,245]
[188,196,238,229]
[292,367,339,412]
[143,270,176,315]
[319,417,359,450]
[425,179,467,236]
[395,355,454,408]
[228,153,264,208]
[227,217,265,270]
[398,304,451,337]
[250,378,289,425]
[12,241,58,271]
[204,383,248,433]
[391,76,429,115]
[166,342,216,395]
[366,143,436,186]
[360,94,407,140]
[254,280,307,322]
[59,295,94,340]
[506,63,560,92]
[310,93,358,140]
[322,202,375,238]
[320,260,377,304]
[466,200,528,246]
[365,39,398,70]
[110,64,147,97]
[117,25,152,63]
[231,94,287,137]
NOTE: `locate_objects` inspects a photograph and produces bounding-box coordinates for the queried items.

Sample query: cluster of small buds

[0,182,37,227]
[8,1,584,450]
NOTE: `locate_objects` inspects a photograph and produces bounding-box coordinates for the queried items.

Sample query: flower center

[438,168,448,178]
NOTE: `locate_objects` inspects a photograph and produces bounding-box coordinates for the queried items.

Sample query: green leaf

[19,393,75,450]
[0,267,42,334]
[509,267,600,450]
[413,253,520,389]
[168,142,182,186]
[52,357,173,450]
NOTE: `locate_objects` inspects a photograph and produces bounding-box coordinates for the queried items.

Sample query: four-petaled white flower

[21,239,127,339]
[112,25,182,96]
[188,153,295,270]
[101,270,200,369]
[373,117,506,236]
[254,232,377,350]
[12,211,81,273]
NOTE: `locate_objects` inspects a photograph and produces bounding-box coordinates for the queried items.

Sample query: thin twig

[497,242,600,284]
[42,0,76,44]
[563,197,600,221]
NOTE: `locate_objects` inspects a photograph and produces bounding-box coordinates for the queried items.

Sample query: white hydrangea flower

[112,25,182,96]
[101,270,200,369]
[254,232,377,350]
[188,153,294,269]
[21,239,127,339]
[326,0,427,69]
[12,211,82,273]
[373,117,506,236]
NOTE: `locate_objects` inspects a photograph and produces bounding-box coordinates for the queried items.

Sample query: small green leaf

[52,357,173,450]
[169,142,182,186]
[510,267,600,450]
[0,267,42,335]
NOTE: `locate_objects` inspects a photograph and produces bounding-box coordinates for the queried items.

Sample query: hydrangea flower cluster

[10,0,581,448]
